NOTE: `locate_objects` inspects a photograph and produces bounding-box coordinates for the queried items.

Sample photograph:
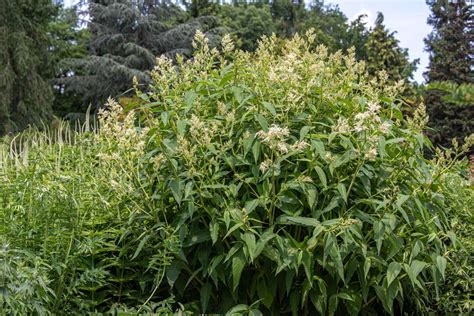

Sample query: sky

[64,0,432,83]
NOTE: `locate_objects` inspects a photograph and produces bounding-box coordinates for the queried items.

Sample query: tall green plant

[128,32,473,314]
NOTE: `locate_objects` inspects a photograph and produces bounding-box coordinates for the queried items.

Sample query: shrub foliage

[0,32,472,314]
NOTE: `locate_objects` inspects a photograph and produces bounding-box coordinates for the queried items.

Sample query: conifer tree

[424,0,473,149]
[60,0,223,110]
[365,12,418,83]
[0,0,56,134]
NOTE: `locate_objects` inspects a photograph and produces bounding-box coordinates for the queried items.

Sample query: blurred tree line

[0,0,471,150]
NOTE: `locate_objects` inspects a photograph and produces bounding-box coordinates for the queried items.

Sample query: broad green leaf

[242,232,257,263]
[300,126,311,140]
[244,199,259,214]
[436,255,447,280]
[328,295,338,316]
[225,304,248,315]
[373,221,384,255]
[277,215,321,227]
[306,188,318,210]
[176,119,187,136]
[364,257,371,280]
[200,282,212,312]
[232,252,246,292]
[262,101,277,116]
[166,262,182,288]
[312,140,326,158]
[337,182,348,203]
[387,262,401,287]
[184,91,197,108]
[252,141,260,163]
[210,221,219,245]
[257,277,275,308]
[314,166,327,189]
[255,113,268,130]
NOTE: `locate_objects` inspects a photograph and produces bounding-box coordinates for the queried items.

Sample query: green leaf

[262,101,277,116]
[405,260,427,288]
[387,262,401,287]
[257,277,275,308]
[252,141,260,163]
[277,215,321,227]
[337,182,348,203]
[226,304,248,315]
[184,91,197,108]
[232,252,246,292]
[169,179,183,205]
[176,119,187,136]
[200,282,212,312]
[166,262,182,288]
[312,140,326,159]
[328,294,338,316]
[364,257,371,280]
[373,221,384,255]
[242,232,257,263]
[210,221,219,245]
[132,235,151,260]
[436,256,447,280]
[244,199,259,214]
[255,113,268,130]
[314,166,327,189]
[300,126,311,140]
[306,188,318,210]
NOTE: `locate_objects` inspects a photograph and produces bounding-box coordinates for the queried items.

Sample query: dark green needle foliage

[424,0,473,151]
[0,0,56,134]
[60,0,224,109]
[365,13,419,84]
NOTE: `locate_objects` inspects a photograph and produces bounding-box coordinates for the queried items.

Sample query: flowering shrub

[0,31,472,314]
[127,31,473,314]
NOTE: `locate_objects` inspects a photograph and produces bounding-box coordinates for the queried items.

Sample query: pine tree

[424,0,473,149]
[365,12,418,83]
[0,0,56,134]
[60,0,223,110]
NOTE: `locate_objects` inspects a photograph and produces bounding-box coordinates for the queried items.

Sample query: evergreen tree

[0,0,57,134]
[365,12,418,83]
[60,0,223,110]
[424,0,473,149]
[49,3,90,116]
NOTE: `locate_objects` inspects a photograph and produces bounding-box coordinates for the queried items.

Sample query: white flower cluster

[256,124,290,143]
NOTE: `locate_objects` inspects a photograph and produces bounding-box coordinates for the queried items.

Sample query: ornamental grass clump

[130,31,473,314]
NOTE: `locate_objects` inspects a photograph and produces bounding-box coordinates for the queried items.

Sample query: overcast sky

[64,0,431,82]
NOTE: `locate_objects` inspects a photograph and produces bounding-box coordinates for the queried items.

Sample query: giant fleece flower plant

[128,30,473,314]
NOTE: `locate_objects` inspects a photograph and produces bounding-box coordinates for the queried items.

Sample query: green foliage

[215,4,276,51]
[0,0,56,134]
[434,170,474,314]
[60,0,224,109]
[1,32,472,314]
[424,0,473,151]
[365,13,418,83]
[427,81,474,107]
[0,118,179,313]
[129,33,471,314]
[49,4,90,116]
